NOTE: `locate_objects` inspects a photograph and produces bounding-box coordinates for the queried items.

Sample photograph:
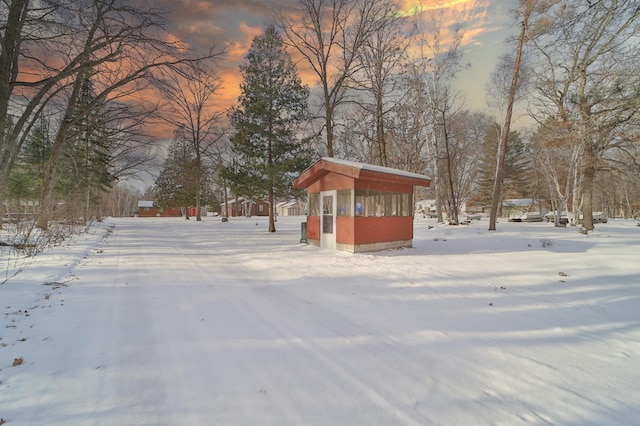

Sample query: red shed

[293,157,431,252]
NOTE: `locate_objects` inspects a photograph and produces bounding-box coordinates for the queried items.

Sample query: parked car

[508,214,522,222]
[521,212,543,222]
[579,212,608,223]
[509,212,543,222]
[545,211,607,225]
[544,211,570,224]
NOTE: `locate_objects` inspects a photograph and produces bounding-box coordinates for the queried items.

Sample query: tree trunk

[581,165,595,230]
[489,1,530,231]
[268,187,276,233]
[325,103,334,157]
[224,184,229,218]
[37,73,87,230]
[433,155,443,223]
[37,140,65,230]
[83,138,91,226]
[195,157,202,221]
[429,120,443,223]
[377,94,386,166]
[84,186,91,227]
[0,0,29,188]
[268,115,276,232]
[441,113,458,225]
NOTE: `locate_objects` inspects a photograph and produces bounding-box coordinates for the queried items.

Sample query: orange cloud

[397,0,481,16]
[214,23,269,112]
[149,0,499,140]
[218,67,243,110]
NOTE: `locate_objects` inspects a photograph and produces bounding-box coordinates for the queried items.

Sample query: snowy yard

[1,215,639,425]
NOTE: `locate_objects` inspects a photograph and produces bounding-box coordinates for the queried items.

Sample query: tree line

[0,0,222,244]
[2,0,639,242]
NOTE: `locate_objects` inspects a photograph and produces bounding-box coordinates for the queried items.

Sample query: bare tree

[279,0,389,157]
[450,111,493,211]
[411,9,468,224]
[528,0,640,230]
[485,53,531,128]
[338,95,430,175]
[384,102,429,174]
[100,182,140,218]
[106,104,160,184]
[346,0,412,166]
[530,119,582,225]
[336,109,377,163]
[32,0,218,230]
[155,59,226,221]
[0,0,216,229]
[488,0,533,231]
[0,0,67,187]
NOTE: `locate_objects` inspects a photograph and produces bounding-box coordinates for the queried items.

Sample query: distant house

[502,199,542,217]
[187,207,208,218]
[276,200,304,216]
[220,198,270,217]
[136,200,182,218]
[415,200,481,218]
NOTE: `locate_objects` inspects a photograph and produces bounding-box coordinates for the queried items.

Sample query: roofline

[294,157,431,189]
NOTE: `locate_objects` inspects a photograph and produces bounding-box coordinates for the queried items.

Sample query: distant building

[502,198,542,216]
[220,198,270,217]
[415,200,481,218]
[136,200,182,218]
[276,200,304,216]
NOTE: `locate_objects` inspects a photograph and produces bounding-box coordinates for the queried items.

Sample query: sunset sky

[153,0,520,128]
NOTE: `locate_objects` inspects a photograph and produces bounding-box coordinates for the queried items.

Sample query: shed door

[320,190,337,249]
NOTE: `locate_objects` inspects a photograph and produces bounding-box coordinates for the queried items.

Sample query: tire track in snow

[202,261,433,425]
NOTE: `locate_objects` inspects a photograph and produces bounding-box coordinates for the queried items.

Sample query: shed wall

[354,180,413,194]
[337,216,355,245]
[354,216,413,245]
[138,207,183,218]
[307,173,355,193]
[306,215,321,242]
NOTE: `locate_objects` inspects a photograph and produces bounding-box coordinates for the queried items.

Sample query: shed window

[354,190,413,217]
[355,193,365,217]
[308,193,320,216]
[337,190,352,216]
[402,193,412,216]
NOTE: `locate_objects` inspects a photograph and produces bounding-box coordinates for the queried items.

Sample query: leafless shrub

[1,217,85,284]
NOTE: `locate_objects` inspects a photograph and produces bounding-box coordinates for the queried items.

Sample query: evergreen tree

[58,77,115,224]
[226,25,311,232]
[475,124,530,213]
[6,117,51,202]
[155,129,216,217]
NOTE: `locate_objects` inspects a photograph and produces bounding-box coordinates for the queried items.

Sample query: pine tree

[475,124,530,213]
[155,129,216,217]
[59,77,114,224]
[7,117,51,202]
[226,25,311,232]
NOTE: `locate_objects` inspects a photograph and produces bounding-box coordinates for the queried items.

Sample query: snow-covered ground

[1,215,639,425]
